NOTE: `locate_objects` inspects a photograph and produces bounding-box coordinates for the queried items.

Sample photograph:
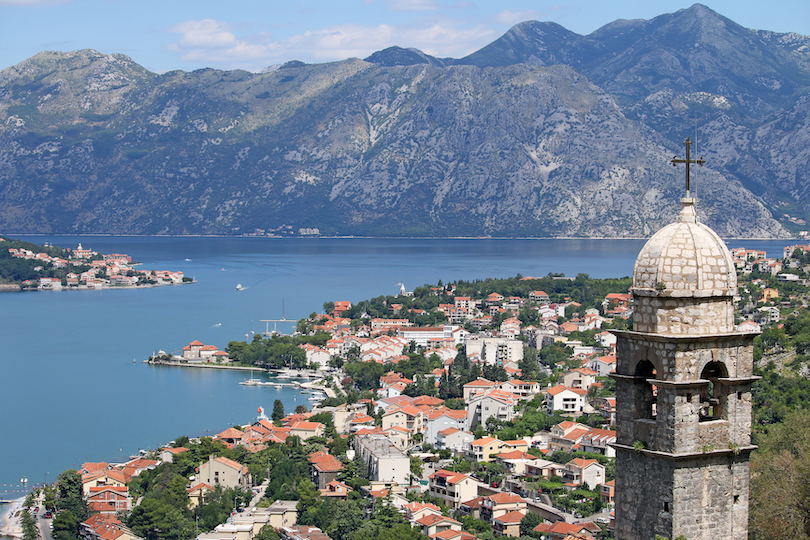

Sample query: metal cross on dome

[671,137,706,196]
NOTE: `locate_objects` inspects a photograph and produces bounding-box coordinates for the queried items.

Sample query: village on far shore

[1,237,191,291]
[5,241,810,540]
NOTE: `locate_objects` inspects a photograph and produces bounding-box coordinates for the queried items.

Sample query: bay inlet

[0,236,792,501]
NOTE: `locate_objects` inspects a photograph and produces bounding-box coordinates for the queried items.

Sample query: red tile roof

[416,513,461,527]
[290,421,324,431]
[485,492,524,504]
[494,510,526,524]
[429,469,471,485]
[533,521,600,535]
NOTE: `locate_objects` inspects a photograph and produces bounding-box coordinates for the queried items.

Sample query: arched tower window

[699,361,728,422]
[635,360,657,419]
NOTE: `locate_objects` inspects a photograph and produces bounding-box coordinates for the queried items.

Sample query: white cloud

[166,18,498,71]
[495,9,542,26]
[384,0,438,11]
[170,19,237,47]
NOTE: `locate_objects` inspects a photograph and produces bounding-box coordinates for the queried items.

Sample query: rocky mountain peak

[0,6,806,238]
[455,20,587,68]
[364,46,445,67]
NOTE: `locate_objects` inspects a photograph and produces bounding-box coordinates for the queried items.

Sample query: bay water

[0,236,793,502]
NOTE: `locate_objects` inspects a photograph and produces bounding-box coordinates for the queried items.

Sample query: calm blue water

[0,236,794,500]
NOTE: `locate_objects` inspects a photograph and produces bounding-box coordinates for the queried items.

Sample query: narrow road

[37,513,53,540]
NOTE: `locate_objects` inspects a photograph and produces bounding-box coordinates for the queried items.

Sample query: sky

[1,0,809,74]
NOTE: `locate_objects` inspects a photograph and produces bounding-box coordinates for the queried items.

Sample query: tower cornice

[610,329,759,342]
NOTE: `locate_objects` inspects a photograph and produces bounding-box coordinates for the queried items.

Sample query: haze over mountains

[1,4,808,237]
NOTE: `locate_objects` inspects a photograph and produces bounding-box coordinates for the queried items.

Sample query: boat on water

[236,284,243,291]
[239,378,262,386]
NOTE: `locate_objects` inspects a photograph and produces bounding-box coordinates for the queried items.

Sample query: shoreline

[145,360,264,372]
[0,497,25,539]
[2,280,195,293]
[144,361,326,381]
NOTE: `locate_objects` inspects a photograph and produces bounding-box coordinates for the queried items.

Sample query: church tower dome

[630,197,737,335]
[633,198,736,296]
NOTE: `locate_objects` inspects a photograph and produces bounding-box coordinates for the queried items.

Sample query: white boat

[236,284,243,291]
[239,378,262,386]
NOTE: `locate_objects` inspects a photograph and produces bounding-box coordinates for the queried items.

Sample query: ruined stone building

[612,193,757,539]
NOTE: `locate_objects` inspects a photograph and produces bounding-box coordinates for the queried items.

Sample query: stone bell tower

[612,140,758,540]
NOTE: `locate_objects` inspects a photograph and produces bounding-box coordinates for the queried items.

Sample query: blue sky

[2,0,809,73]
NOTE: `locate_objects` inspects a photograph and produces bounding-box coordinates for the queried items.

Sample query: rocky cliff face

[0,4,807,237]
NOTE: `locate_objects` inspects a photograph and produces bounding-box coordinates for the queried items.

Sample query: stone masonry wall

[633,295,735,335]
[615,449,750,540]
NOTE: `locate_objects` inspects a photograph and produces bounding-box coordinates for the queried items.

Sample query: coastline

[146,360,338,397]
[0,497,25,539]
[3,280,196,293]
[145,359,264,372]
[144,361,327,381]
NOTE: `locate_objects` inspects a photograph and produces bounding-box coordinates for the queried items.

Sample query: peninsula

[0,236,192,291]
[3,242,810,540]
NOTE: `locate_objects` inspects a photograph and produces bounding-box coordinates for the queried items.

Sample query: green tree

[373,523,425,540]
[56,470,89,522]
[520,511,543,537]
[344,360,385,391]
[750,408,810,539]
[163,474,191,512]
[459,516,490,533]
[409,456,423,480]
[51,510,79,540]
[253,526,281,540]
[295,479,320,514]
[326,500,364,540]
[42,484,57,513]
[128,498,192,540]
[174,436,190,448]
[21,509,40,540]
[272,399,285,422]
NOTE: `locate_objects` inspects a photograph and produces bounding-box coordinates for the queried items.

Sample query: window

[699,361,729,422]
[635,360,657,419]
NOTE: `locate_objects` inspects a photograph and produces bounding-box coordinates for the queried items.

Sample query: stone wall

[633,294,735,335]
[615,448,750,540]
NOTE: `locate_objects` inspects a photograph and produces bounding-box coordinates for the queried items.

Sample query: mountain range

[1,3,809,238]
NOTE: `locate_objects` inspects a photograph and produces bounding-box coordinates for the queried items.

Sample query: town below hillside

[0,237,192,291]
[5,243,810,540]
